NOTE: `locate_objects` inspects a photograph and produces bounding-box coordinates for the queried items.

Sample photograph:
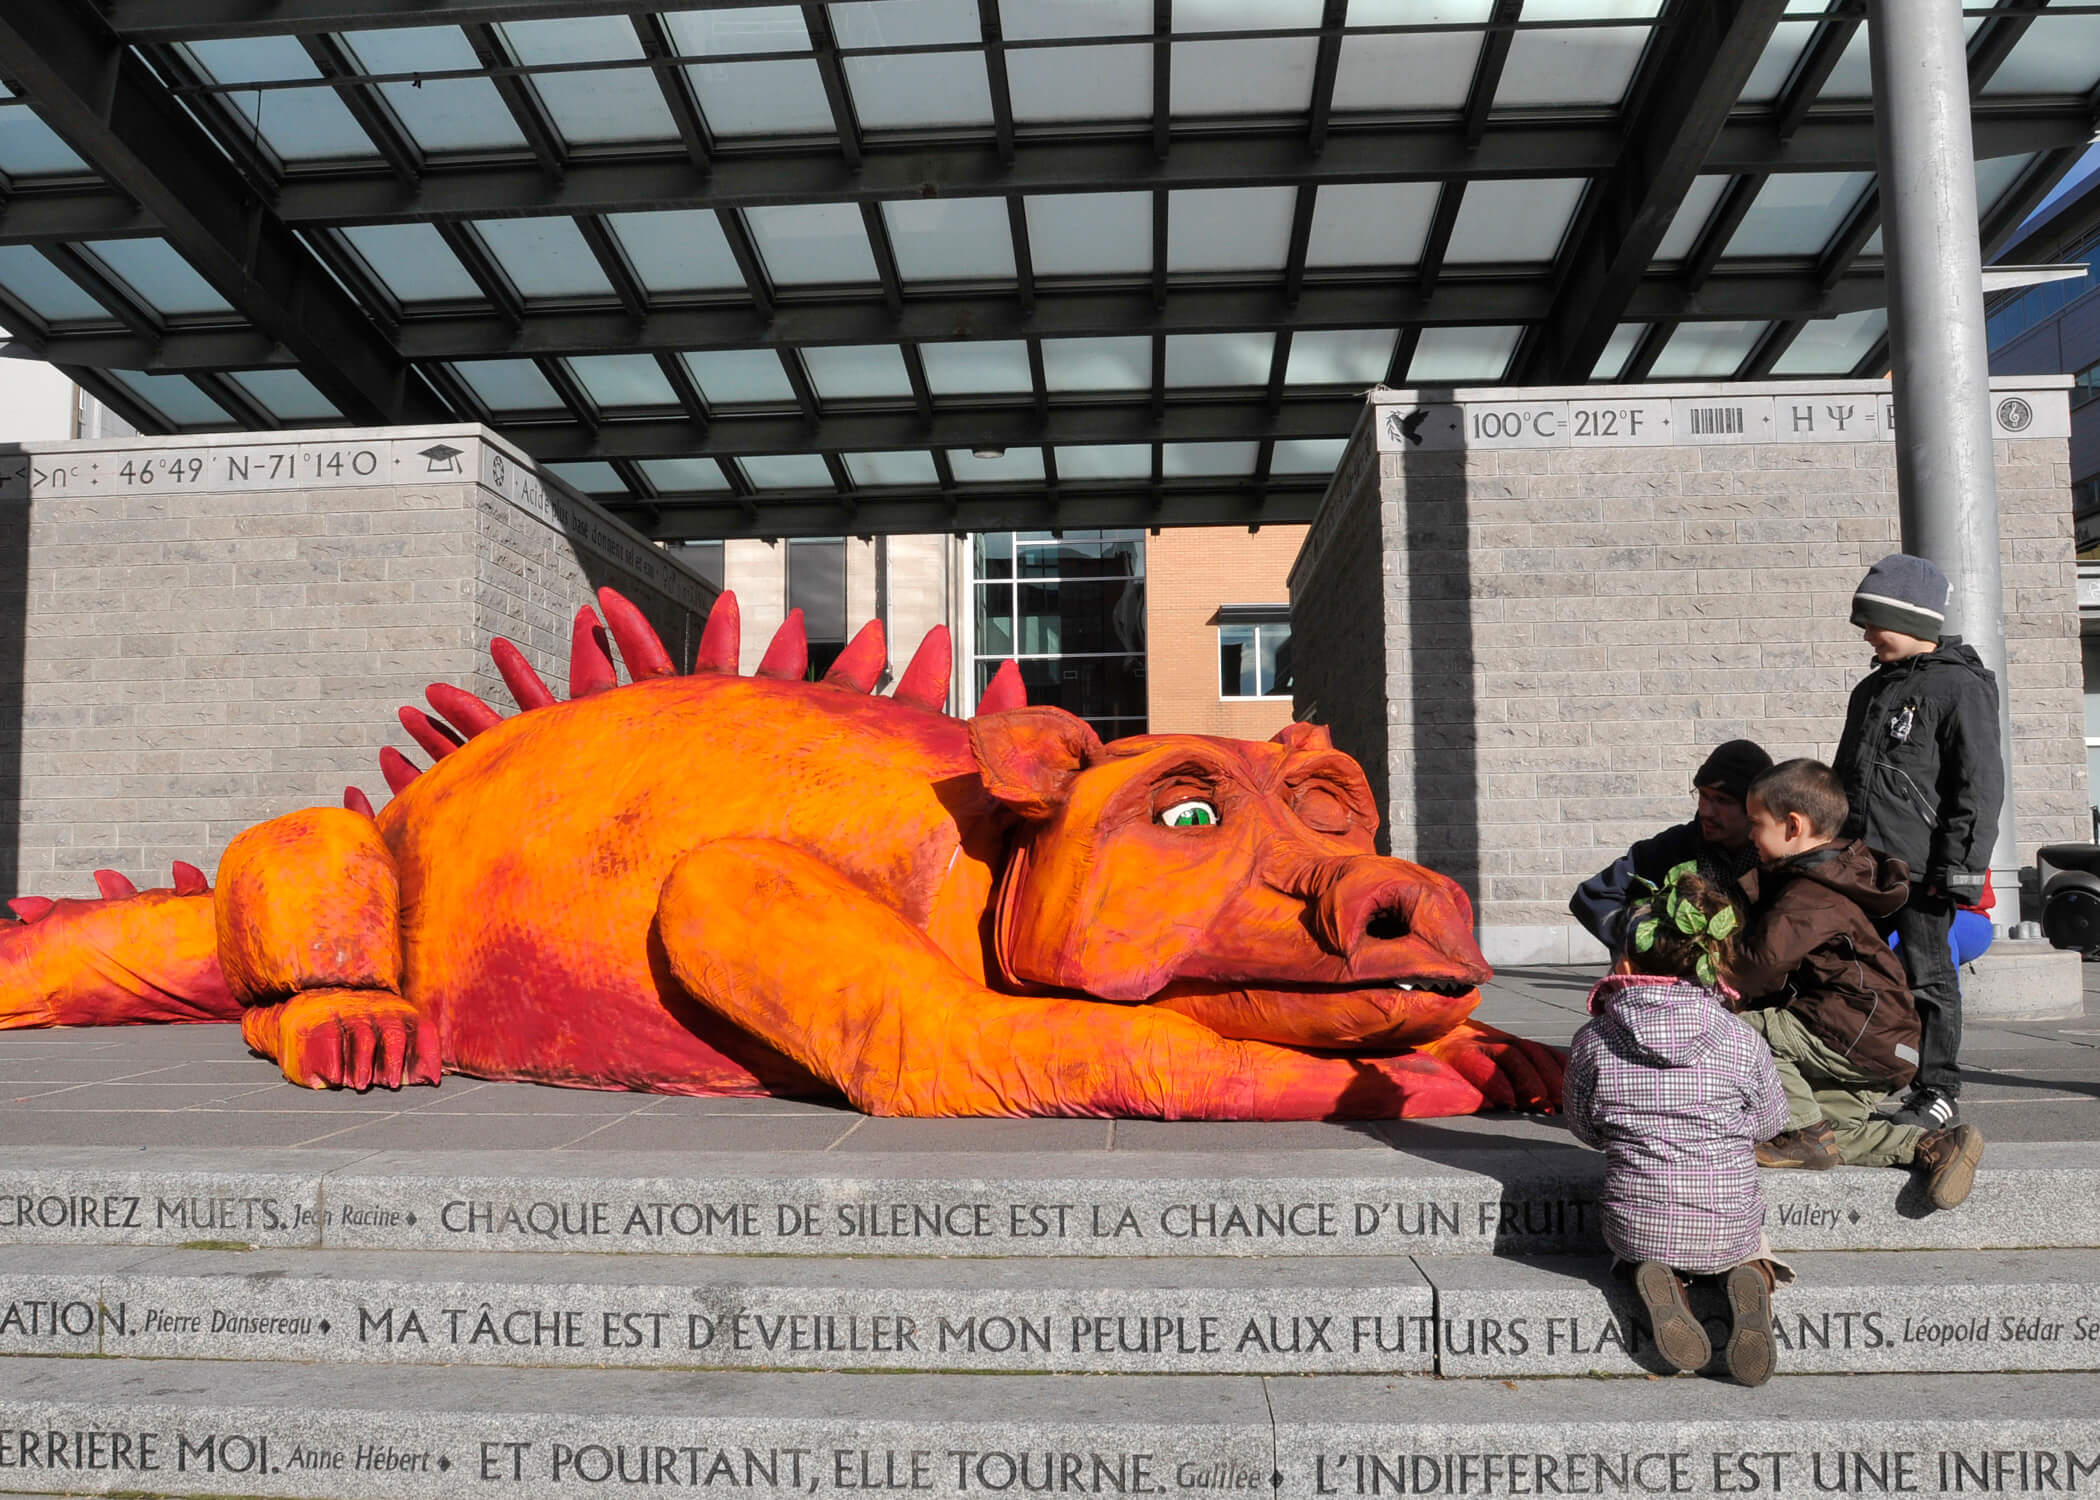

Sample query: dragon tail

[1,863,239,1030]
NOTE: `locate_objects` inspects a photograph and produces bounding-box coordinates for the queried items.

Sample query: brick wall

[1146,525,1308,739]
[0,427,711,898]
[1291,380,2086,964]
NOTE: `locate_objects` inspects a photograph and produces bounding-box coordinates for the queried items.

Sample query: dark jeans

[1887,889,1961,1097]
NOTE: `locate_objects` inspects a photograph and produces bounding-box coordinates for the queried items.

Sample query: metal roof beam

[1514,0,1791,383]
[33,267,1892,371]
[0,0,441,424]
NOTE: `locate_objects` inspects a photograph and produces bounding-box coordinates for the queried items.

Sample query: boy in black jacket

[1835,554,2005,1132]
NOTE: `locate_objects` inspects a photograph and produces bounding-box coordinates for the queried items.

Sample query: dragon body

[0,590,1560,1119]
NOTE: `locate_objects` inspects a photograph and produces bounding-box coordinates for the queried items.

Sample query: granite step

[1,1357,2098,1500]
[1,1143,2091,1259]
[0,1245,1437,1376]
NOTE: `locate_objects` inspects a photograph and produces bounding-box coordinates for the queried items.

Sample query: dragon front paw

[1418,1022,1566,1113]
[243,990,442,1091]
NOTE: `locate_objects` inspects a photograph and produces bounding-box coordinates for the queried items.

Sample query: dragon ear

[968,707,1104,821]
[1272,721,1331,751]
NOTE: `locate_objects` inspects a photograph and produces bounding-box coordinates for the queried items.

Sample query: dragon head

[969,707,1491,1049]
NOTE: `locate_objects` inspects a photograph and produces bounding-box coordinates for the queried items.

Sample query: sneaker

[1755,1119,1840,1170]
[1914,1123,1985,1210]
[1721,1262,1778,1387]
[1888,1088,1959,1130]
[1633,1261,1711,1374]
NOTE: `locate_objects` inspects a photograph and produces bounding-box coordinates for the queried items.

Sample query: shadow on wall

[0,448,23,901]
[1401,399,1480,906]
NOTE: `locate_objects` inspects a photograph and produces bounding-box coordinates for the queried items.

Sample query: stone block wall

[0,426,713,899]
[1289,379,2086,965]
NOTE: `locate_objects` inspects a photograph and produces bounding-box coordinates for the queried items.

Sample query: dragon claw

[1420,1021,1565,1114]
[245,991,439,1092]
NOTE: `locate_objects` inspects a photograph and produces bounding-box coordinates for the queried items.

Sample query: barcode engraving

[1689,406,1744,436]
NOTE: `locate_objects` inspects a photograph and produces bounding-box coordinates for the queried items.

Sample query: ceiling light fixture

[972,446,1006,459]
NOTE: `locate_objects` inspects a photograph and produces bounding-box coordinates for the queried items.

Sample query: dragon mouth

[1385,979,1478,998]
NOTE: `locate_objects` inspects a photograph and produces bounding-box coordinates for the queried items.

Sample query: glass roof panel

[1345,0,1494,21]
[882,198,1016,283]
[1175,0,1322,29]
[1591,322,1645,380]
[744,203,880,285]
[1648,320,1768,379]
[1173,39,1319,114]
[498,20,675,145]
[1722,171,1872,257]
[639,456,733,489]
[338,27,528,152]
[1286,328,1397,386]
[1165,331,1275,387]
[1975,152,2039,220]
[547,460,626,493]
[1444,179,1586,264]
[919,339,1033,393]
[741,453,836,489]
[227,368,341,422]
[451,359,566,413]
[1305,181,1439,266]
[1980,15,2100,96]
[109,370,230,426]
[1006,43,1152,121]
[1492,2,1658,108]
[0,103,90,176]
[1654,174,1732,261]
[844,450,939,486]
[662,8,812,54]
[82,239,232,316]
[1331,31,1484,112]
[0,245,111,321]
[1056,444,1153,479]
[1167,187,1297,273]
[801,344,916,399]
[177,38,377,162]
[1025,192,1152,276]
[1002,0,1152,40]
[1770,308,1887,377]
[1161,441,1258,477]
[844,52,995,128]
[1737,16,1820,104]
[1270,437,1348,473]
[685,59,837,136]
[681,348,798,404]
[472,217,616,299]
[606,210,747,293]
[1042,336,1152,391]
[1407,325,1522,382]
[566,354,679,408]
[948,447,1046,483]
[339,223,484,303]
[829,0,980,46]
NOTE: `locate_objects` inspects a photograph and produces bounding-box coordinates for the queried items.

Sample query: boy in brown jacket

[1732,759,1982,1210]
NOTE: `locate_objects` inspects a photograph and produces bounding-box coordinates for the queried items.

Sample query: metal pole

[1868,0,2022,914]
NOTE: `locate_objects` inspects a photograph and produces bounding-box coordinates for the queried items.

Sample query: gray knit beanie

[1850,553,1948,640]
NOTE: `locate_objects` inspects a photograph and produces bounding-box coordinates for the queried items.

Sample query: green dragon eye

[1160,799,1218,829]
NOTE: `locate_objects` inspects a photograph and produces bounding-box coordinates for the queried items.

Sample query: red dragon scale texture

[0,588,1561,1119]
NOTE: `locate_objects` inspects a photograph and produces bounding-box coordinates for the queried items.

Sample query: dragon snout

[1313,857,1490,987]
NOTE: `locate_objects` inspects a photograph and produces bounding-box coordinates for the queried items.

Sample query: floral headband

[1628,860,1739,987]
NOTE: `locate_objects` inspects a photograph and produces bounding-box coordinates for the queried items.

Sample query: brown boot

[1914,1124,1984,1210]
[1632,1261,1711,1374]
[1755,1119,1840,1170]
[1721,1262,1777,1387]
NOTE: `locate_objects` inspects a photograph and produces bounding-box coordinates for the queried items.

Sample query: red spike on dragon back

[0,589,1561,1119]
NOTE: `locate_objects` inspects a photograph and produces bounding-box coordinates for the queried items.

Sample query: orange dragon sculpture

[0,588,1560,1119]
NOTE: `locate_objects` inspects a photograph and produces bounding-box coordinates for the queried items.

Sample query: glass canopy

[0,0,2082,536]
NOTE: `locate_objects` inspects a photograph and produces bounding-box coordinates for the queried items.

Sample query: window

[788,537,847,678]
[1987,225,2100,350]
[1218,608,1292,699]
[684,540,726,592]
[2076,363,2100,409]
[974,530,1146,741]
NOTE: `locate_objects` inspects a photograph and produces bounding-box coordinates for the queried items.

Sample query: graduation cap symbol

[420,443,465,474]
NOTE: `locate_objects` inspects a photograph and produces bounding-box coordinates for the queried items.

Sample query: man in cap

[1835,554,2004,1132]
[1569,739,1775,955]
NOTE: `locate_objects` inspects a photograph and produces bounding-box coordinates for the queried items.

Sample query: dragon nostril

[1365,907,1410,941]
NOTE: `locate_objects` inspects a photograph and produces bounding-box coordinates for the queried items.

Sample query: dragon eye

[1160,799,1218,829]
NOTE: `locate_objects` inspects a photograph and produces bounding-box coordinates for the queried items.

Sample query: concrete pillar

[1868,0,2023,903]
